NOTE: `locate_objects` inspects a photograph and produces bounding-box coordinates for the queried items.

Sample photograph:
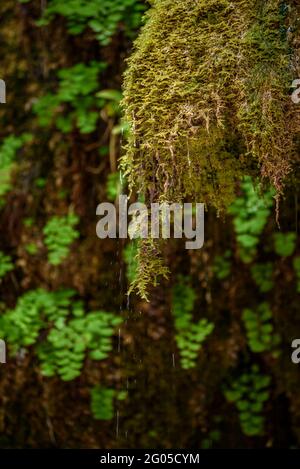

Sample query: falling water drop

[116,410,119,439]
[41,0,47,14]
[186,137,192,178]
[126,293,130,311]
[118,328,121,353]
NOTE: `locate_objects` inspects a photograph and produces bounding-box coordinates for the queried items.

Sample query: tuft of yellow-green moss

[128,238,169,301]
[122,0,300,298]
[123,0,299,206]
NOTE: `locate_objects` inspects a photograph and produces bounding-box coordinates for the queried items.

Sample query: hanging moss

[122,0,300,298]
[128,238,169,300]
[122,0,299,209]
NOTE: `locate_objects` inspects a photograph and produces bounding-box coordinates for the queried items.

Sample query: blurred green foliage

[229,177,274,263]
[0,251,13,278]
[293,256,300,293]
[38,307,122,381]
[106,172,121,201]
[242,302,280,354]
[201,418,222,449]
[225,366,271,436]
[43,213,79,265]
[90,387,115,420]
[123,242,138,284]
[0,289,122,381]
[0,134,32,204]
[273,232,296,257]
[250,263,274,293]
[34,62,106,134]
[97,89,123,117]
[90,387,127,420]
[213,250,232,280]
[172,276,214,369]
[36,0,146,45]
[25,242,39,255]
[0,289,75,349]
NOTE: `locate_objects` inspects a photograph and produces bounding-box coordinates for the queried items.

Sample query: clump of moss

[128,239,169,301]
[235,1,297,200]
[122,0,300,298]
[122,0,298,209]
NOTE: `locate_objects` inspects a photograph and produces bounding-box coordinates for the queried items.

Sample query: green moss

[121,0,299,298]
[122,0,296,208]
[127,239,169,300]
